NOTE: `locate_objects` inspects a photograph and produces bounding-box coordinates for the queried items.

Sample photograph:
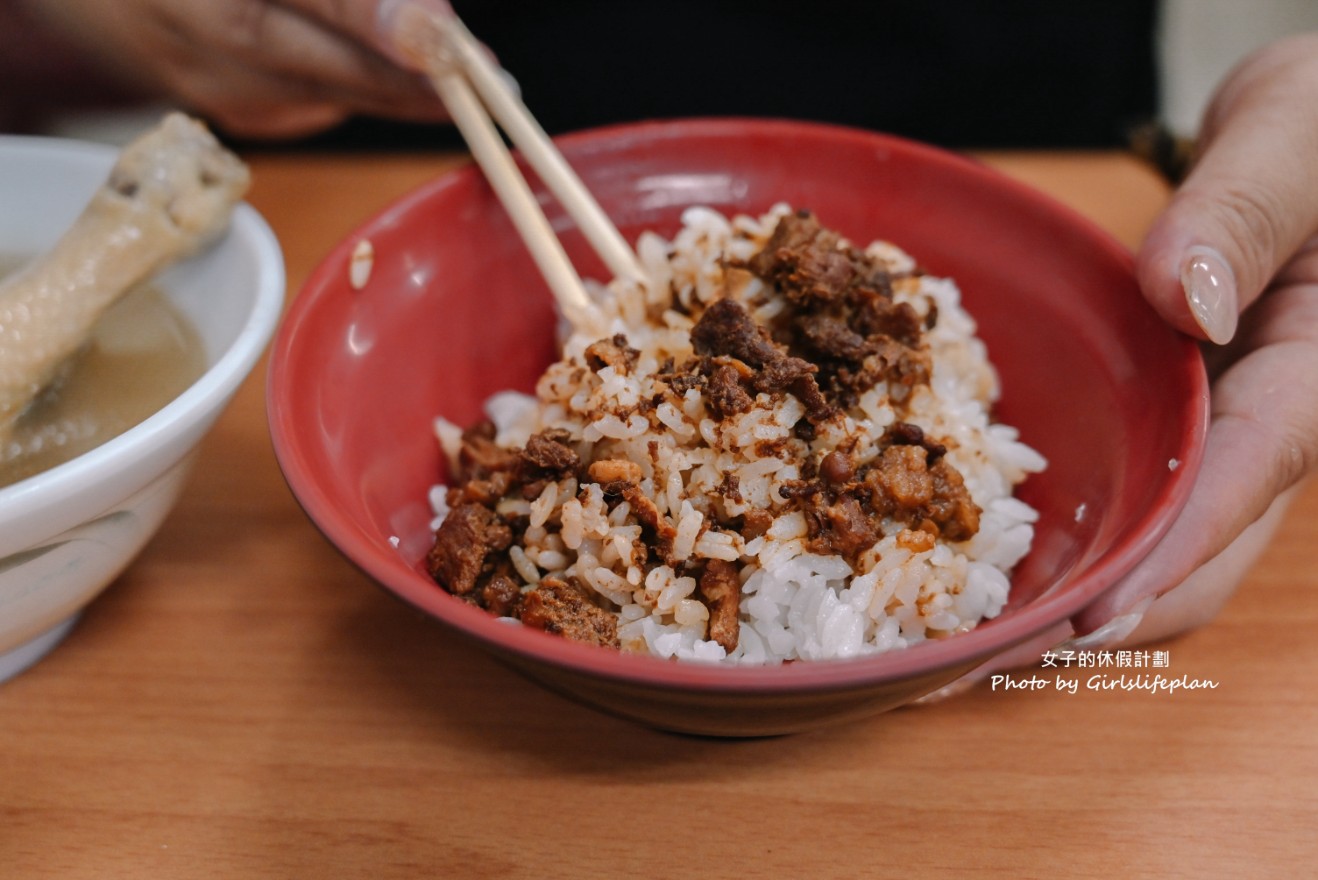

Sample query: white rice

[430,204,1045,665]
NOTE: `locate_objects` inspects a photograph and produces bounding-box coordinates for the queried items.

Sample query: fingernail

[1181,245,1238,344]
[376,1,454,67]
[1059,596,1155,653]
[498,69,523,100]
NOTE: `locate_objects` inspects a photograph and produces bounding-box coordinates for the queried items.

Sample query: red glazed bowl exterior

[268,119,1208,736]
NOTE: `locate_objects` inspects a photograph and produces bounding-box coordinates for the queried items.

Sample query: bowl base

[0,615,80,684]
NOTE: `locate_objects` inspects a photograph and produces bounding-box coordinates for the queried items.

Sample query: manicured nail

[499,69,523,100]
[376,0,455,67]
[1060,596,1155,653]
[1181,245,1238,344]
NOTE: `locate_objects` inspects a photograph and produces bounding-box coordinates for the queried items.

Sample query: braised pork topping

[426,211,981,651]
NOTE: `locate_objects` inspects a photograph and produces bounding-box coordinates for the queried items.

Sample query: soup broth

[0,255,208,489]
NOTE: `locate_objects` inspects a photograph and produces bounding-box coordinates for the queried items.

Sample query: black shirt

[300,0,1158,151]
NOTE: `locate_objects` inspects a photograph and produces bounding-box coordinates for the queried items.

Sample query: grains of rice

[429,204,1045,665]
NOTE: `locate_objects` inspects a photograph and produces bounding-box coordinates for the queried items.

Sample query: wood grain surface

[2,149,1315,879]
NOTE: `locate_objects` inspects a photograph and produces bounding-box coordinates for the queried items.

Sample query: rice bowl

[267,118,1208,735]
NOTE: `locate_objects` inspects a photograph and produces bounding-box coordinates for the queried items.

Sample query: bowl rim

[269,116,1209,694]
[0,134,286,521]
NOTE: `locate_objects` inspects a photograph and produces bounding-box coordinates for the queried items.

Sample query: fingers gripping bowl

[269,119,1208,736]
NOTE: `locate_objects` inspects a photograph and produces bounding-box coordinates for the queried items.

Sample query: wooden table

[4,149,1316,879]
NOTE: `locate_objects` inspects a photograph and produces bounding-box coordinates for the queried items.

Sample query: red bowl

[268,119,1207,736]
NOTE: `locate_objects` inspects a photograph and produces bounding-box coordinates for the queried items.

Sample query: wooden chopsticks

[395,9,643,331]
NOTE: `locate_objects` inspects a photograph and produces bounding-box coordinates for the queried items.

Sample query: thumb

[374,0,459,69]
[1136,34,1318,345]
[277,1,456,68]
